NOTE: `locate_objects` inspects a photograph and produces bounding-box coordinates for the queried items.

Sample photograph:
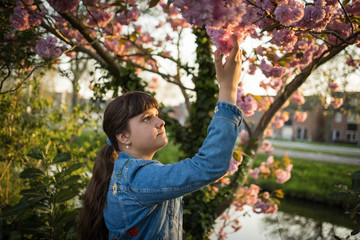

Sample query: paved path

[268,148,360,166]
[262,140,360,166]
[270,139,360,154]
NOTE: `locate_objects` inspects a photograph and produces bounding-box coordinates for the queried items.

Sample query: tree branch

[0,65,11,92]
[41,21,107,66]
[59,12,123,81]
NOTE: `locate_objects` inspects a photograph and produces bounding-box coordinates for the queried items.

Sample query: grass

[252,153,359,206]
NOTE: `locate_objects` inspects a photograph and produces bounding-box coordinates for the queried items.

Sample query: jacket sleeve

[127,101,242,206]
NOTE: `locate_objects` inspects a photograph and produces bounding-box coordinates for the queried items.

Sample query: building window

[347,113,357,124]
[332,130,341,141]
[296,127,308,140]
[346,131,357,142]
[350,98,359,107]
[334,112,342,123]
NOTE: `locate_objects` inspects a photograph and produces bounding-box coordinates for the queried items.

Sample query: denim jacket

[103,101,242,240]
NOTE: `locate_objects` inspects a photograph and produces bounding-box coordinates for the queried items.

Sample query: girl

[78,37,243,240]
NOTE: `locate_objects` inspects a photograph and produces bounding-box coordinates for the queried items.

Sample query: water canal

[210,198,358,239]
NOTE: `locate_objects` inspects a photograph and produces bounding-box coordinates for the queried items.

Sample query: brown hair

[78,91,159,240]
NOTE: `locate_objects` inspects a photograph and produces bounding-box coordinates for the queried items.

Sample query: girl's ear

[116,132,130,145]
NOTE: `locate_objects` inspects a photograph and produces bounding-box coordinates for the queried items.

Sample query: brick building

[244,92,360,146]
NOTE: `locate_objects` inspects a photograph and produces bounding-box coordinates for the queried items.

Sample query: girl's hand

[214,35,242,104]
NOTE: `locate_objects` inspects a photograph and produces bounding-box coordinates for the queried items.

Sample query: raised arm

[214,35,242,105]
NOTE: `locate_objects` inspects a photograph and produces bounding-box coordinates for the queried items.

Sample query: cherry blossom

[236,88,258,116]
[239,129,249,145]
[47,0,80,13]
[35,36,62,58]
[266,156,274,167]
[249,168,260,179]
[259,60,286,79]
[275,169,291,183]
[253,199,278,214]
[291,89,305,105]
[87,7,114,27]
[274,1,304,26]
[115,7,140,25]
[330,97,343,109]
[228,157,242,174]
[294,111,308,122]
[261,140,274,154]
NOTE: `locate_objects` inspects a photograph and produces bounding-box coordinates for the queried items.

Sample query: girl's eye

[143,116,151,122]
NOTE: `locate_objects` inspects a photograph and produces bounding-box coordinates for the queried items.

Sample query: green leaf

[277,60,289,67]
[149,0,160,8]
[0,202,28,217]
[20,189,45,198]
[55,188,79,203]
[64,163,83,175]
[56,211,79,225]
[61,175,81,187]
[342,0,350,6]
[19,168,45,179]
[53,152,71,164]
[27,148,43,160]
[352,171,360,193]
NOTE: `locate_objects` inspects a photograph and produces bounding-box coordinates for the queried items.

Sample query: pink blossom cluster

[291,89,305,105]
[331,98,343,109]
[261,140,274,154]
[287,39,328,69]
[346,58,360,67]
[328,81,339,92]
[174,0,254,54]
[160,2,189,31]
[115,7,140,25]
[236,87,258,116]
[233,184,260,211]
[257,96,274,112]
[253,199,278,214]
[47,0,80,13]
[264,128,274,137]
[274,0,304,26]
[249,155,293,183]
[87,7,114,27]
[294,111,308,122]
[271,29,298,47]
[35,36,62,58]
[326,15,352,45]
[275,163,293,183]
[259,59,286,79]
[272,111,289,128]
[228,157,242,174]
[239,129,249,145]
[294,0,338,31]
[345,0,360,15]
[10,0,44,31]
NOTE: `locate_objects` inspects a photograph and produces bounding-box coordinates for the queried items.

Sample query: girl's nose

[156,118,165,128]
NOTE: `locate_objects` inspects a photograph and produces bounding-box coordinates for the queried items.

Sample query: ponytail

[78,144,117,240]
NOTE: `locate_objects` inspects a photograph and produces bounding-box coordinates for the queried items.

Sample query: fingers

[214,50,223,75]
[228,35,241,62]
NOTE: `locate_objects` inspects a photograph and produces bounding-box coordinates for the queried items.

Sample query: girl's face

[126,107,168,159]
